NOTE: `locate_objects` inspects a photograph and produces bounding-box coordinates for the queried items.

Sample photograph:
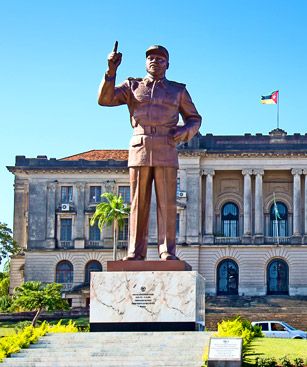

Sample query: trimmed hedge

[216,316,262,354]
[0,320,78,362]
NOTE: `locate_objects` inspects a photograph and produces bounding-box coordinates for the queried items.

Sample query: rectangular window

[61,186,73,204]
[89,186,102,203]
[60,218,72,241]
[176,213,180,236]
[118,186,130,204]
[89,220,101,241]
[176,177,180,195]
[118,218,129,241]
[258,323,269,331]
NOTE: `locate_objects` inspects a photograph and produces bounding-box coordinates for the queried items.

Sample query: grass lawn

[0,321,17,336]
[245,337,307,364]
[0,327,16,336]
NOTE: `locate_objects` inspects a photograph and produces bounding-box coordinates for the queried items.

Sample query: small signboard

[208,337,242,367]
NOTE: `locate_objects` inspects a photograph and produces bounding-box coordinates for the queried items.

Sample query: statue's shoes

[160,252,179,261]
[122,255,145,261]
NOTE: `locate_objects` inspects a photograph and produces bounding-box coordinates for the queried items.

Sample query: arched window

[267,259,289,295]
[222,203,239,237]
[217,259,239,295]
[85,260,102,284]
[270,202,288,236]
[56,260,73,284]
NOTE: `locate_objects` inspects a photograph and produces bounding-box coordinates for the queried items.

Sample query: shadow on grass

[243,341,265,367]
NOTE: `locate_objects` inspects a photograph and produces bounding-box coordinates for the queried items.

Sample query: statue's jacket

[100,75,202,168]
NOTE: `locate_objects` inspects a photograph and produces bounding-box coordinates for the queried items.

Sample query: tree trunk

[113,220,118,261]
[32,307,42,327]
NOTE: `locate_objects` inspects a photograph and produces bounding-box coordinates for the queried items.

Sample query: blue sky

[1,0,307,229]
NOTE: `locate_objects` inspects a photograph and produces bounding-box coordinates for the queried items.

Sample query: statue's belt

[133,125,171,136]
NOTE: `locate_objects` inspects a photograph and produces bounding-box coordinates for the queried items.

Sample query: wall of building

[8,147,307,302]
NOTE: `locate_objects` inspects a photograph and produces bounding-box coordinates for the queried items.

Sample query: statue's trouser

[128,166,177,258]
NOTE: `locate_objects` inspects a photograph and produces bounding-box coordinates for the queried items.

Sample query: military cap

[146,45,169,60]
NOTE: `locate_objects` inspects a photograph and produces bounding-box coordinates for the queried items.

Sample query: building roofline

[7,130,307,174]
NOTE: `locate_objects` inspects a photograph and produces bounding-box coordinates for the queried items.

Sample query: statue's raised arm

[98,41,123,106]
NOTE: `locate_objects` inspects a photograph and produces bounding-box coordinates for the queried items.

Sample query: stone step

[2,332,210,367]
[13,348,205,359]
[7,356,203,362]
[2,360,204,366]
[2,358,205,367]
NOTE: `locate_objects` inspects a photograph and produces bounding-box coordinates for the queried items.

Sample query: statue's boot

[122,255,145,261]
[160,252,179,261]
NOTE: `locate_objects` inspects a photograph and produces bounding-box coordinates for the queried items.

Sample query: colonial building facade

[8,129,307,306]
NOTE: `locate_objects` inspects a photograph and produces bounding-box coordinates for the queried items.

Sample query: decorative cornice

[9,168,129,175]
[178,151,307,158]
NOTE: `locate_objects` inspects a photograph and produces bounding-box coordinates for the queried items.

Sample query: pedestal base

[107,260,192,272]
[90,322,201,332]
[90,270,205,332]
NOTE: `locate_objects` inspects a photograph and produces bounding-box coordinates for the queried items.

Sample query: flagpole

[277,90,280,129]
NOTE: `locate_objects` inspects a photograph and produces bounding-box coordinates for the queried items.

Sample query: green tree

[12,281,69,326]
[0,222,21,265]
[90,192,130,260]
[0,270,11,312]
[0,270,10,297]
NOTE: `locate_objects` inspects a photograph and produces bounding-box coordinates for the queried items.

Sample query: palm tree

[90,192,130,260]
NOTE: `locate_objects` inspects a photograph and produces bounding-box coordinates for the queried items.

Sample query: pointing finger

[113,41,118,53]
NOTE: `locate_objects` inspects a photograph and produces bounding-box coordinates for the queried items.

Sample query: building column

[75,182,85,248]
[242,169,253,241]
[291,168,302,239]
[304,170,307,238]
[186,168,201,244]
[254,169,264,241]
[13,179,28,249]
[46,182,56,248]
[203,169,215,243]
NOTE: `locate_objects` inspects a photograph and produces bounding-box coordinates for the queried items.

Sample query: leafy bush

[0,294,12,312]
[48,319,78,333]
[0,322,48,361]
[293,358,304,367]
[0,320,78,362]
[280,355,293,367]
[256,355,307,367]
[14,320,33,332]
[215,316,262,354]
[256,357,278,367]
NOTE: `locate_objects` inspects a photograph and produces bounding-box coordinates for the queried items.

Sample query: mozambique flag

[261,90,279,104]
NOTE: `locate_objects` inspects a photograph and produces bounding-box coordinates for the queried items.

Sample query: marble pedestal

[90,270,205,332]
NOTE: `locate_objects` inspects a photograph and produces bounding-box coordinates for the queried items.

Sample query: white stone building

[8,129,307,306]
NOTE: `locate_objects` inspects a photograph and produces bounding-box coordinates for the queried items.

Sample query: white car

[252,321,307,339]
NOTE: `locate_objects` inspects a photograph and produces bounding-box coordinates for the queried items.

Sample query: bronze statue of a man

[98,43,202,261]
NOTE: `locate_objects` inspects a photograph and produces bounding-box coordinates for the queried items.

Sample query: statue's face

[146,53,169,78]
